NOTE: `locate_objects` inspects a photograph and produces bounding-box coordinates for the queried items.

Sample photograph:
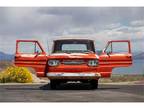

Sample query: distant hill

[96,50,103,55]
[133,52,144,60]
[0,52,14,61]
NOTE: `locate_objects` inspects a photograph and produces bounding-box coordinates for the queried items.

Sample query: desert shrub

[0,66,33,83]
[0,73,3,82]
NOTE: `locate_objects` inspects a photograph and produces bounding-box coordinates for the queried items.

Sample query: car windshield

[53,40,95,53]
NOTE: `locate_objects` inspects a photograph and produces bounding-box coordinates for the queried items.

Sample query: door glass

[112,42,129,53]
[105,42,129,54]
[18,42,42,54]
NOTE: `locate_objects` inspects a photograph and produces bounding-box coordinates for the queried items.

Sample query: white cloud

[105,23,122,29]
[130,20,144,27]
[0,7,144,54]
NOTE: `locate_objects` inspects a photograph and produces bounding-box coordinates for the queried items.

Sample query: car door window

[112,42,129,54]
[105,41,130,54]
[18,42,42,54]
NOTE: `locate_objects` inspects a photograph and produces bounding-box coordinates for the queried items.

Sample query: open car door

[99,40,132,68]
[14,40,47,77]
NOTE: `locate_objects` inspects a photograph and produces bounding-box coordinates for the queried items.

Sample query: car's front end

[47,39,100,89]
[47,53,100,80]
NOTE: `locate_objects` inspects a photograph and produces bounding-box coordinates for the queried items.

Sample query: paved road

[0,83,143,102]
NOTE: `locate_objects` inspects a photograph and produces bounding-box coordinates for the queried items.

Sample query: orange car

[14,39,132,89]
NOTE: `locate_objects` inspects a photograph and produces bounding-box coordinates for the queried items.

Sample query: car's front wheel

[90,79,98,89]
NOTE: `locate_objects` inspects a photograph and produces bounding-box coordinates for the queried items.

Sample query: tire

[90,79,98,89]
[50,80,57,89]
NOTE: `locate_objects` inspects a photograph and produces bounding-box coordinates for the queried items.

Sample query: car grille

[62,60,85,65]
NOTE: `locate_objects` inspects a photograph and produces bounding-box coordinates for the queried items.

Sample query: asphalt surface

[0,83,144,102]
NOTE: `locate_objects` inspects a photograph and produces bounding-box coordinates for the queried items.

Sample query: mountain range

[0,51,14,61]
[133,52,144,60]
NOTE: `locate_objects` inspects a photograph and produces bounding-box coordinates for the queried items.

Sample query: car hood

[49,53,99,59]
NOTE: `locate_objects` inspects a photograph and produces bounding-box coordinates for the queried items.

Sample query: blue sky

[0,7,144,54]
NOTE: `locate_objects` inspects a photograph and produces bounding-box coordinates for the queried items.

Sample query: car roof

[54,38,94,42]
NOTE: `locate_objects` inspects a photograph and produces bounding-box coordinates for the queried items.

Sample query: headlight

[88,59,99,67]
[48,60,60,66]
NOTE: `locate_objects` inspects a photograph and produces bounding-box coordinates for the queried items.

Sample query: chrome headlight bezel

[48,60,60,66]
[87,59,99,67]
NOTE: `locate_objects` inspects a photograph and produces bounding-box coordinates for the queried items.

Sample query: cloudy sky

[0,7,144,54]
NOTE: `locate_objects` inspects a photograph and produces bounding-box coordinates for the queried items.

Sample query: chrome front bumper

[47,72,101,79]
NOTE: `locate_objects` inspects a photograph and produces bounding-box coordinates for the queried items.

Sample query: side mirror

[106,51,111,56]
[36,50,41,55]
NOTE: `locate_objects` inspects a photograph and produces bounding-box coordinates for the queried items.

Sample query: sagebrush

[0,66,33,83]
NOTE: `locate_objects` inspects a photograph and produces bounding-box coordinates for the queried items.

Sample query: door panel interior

[99,40,132,67]
[15,40,47,77]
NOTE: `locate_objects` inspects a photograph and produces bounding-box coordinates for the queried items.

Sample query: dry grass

[99,74,144,83]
